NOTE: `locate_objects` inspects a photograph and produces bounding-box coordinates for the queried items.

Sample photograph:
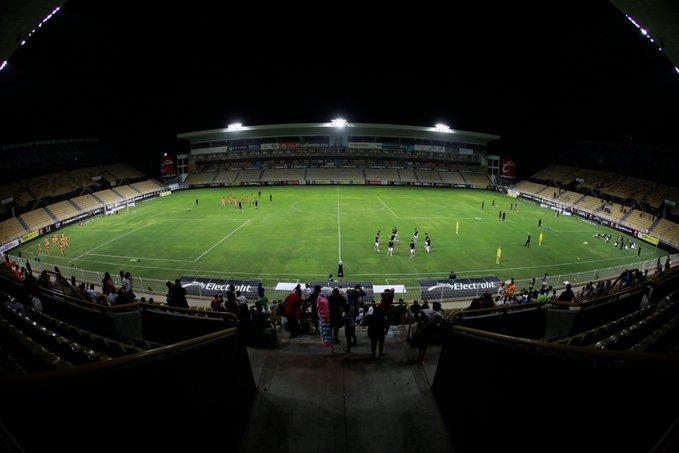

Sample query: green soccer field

[14,186,667,292]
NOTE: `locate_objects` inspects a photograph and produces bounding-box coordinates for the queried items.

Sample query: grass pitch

[17,186,667,290]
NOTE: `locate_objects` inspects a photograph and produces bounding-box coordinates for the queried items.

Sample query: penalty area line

[193,219,250,262]
[377,196,399,218]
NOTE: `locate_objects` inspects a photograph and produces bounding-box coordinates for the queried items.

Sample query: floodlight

[675,66,679,76]
[640,29,647,36]
[330,118,348,128]
[227,122,244,132]
[20,40,25,46]
[433,123,453,133]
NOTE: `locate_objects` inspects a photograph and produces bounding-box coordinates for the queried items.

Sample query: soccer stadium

[1,2,679,453]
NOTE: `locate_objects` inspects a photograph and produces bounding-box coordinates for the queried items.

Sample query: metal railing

[8,252,678,303]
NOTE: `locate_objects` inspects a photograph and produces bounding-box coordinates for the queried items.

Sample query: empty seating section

[463,173,490,187]
[437,171,466,185]
[261,168,306,181]
[652,219,679,247]
[334,168,365,181]
[532,164,577,183]
[415,170,442,183]
[514,180,548,196]
[212,170,240,184]
[554,190,581,205]
[45,201,80,221]
[71,194,104,212]
[130,180,163,195]
[595,202,627,223]
[113,185,140,199]
[234,169,262,184]
[365,168,399,181]
[93,189,124,205]
[305,168,356,181]
[398,169,418,182]
[186,171,218,185]
[577,195,604,212]
[624,210,655,234]
[0,164,144,206]
[19,209,53,232]
[0,218,27,244]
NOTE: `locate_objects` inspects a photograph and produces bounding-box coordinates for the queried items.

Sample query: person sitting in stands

[211,294,225,311]
[558,283,575,302]
[86,283,97,302]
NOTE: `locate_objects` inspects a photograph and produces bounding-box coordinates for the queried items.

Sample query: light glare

[433,123,453,133]
[330,118,348,128]
[227,122,244,132]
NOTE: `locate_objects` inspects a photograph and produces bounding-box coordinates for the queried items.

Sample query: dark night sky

[1,0,678,176]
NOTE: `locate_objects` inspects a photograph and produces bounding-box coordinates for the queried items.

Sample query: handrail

[0,327,240,385]
[451,325,679,363]
[453,301,547,318]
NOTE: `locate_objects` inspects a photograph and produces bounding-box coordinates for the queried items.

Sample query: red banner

[160,154,176,176]
[501,156,516,177]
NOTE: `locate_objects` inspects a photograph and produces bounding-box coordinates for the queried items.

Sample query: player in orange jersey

[52,234,58,245]
[60,238,66,256]
[44,238,50,254]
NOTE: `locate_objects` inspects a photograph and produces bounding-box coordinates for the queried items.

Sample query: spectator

[366,304,388,359]
[421,302,443,325]
[306,285,321,331]
[479,292,495,309]
[165,281,175,305]
[448,271,457,280]
[86,283,97,302]
[257,282,265,299]
[211,294,225,311]
[251,301,267,323]
[284,288,304,338]
[342,308,356,353]
[410,300,422,319]
[236,290,247,306]
[168,279,189,308]
[121,272,132,292]
[328,288,347,344]
[558,283,575,302]
[102,272,115,295]
[237,300,251,325]
[225,284,237,313]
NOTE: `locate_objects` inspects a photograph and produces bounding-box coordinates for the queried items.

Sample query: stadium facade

[176,122,504,188]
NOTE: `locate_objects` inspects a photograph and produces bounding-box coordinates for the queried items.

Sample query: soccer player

[492,200,495,207]
[255,200,259,209]
[502,212,506,221]
[481,201,485,209]
[338,261,344,279]
[221,196,226,208]
[44,238,50,254]
[524,233,531,247]
[374,234,381,251]
[270,194,272,202]
[638,246,642,257]
[413,228,419,243]
[195,198,199,206]
[424,236,431,254]
[64,235,70,247]
[38,242,42,255]
[390,232,396,245]
[498,211,502,220]
[409,240,416,258]
[60,238,66,256]
[238,201,243,211]
[387,240,395,256]
[538,218,542,227]
[52,234,58,245]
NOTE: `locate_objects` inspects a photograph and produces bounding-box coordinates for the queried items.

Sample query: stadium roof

[177,123,500,145]
[611,0,679,69]
[0,1,61,65]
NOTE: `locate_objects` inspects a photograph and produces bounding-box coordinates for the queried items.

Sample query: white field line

[193,219,250,262]
[75,222,156,260]
[377,196,399,218]
[55,250,661,279]
[87,253,193,262]
[337,186,342,261]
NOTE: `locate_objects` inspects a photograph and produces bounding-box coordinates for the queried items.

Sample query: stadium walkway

[239,325,453,453]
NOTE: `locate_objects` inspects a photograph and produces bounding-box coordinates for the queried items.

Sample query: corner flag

[539,232,544,246]
[496,247,502,264]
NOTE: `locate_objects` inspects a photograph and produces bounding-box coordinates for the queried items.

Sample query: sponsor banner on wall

[458,148,474,155]
[21,231,40,242]
[501,156,516,177]
[348,142,382,150]
[159,191,171,197]
[302,143,328,148]
[307,281,375,302]
[160,154,176,176]
[179,276,262,299]
[228,145,250,151]
[280,142,300,149]
[0,239,20,253]
[414,144,445,152]
[419,277,502,300]
[260,143,280,150]
[614,223,635,234]
[637,232,660,245]
[248,144,260,151]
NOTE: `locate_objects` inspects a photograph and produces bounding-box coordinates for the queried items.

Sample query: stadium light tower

[226,122,244,132]
[330,118,348,128]
[433,123,454,133]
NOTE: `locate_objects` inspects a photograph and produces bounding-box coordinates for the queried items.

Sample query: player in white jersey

[410,240,416,258]
[424,236,431,254]
[387,240,395,256]
[413,228,419,243]
[374,234,381,251]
